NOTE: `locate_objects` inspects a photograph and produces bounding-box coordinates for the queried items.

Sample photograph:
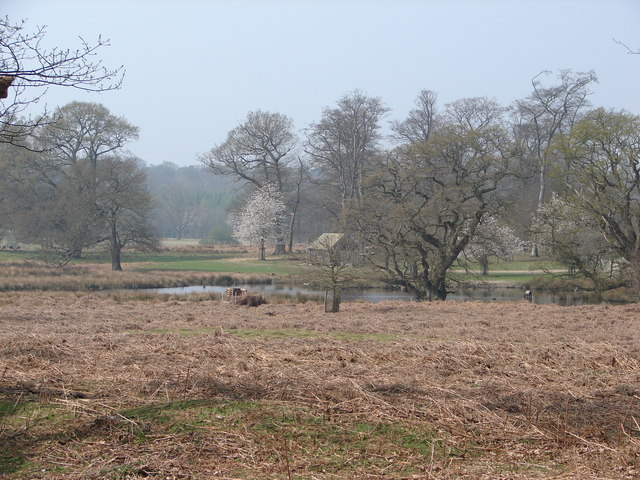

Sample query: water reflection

[139,284,610,306]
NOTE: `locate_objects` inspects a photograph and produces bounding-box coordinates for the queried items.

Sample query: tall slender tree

[305,90,389,219]
[391,89,439,144]
[95,156,158,271]
[511,70,597,255]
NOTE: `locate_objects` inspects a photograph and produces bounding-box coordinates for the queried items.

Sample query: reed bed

[1,293,639,479]
[0,261,274,293]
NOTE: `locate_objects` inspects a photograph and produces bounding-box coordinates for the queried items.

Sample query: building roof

[308,233,345,250]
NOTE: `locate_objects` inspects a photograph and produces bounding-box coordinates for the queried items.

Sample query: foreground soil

[1,293,639,479]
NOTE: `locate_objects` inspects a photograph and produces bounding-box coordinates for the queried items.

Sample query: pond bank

[136,283,635,306]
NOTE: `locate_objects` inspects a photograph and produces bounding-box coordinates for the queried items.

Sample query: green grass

[329,331,398,342]
[137,327,218,337]
[0,451,26,476]
[0,397,76,476]
[456,254,566,273]
[0,251,32,261]
[448,255,565,286]
[135,257,300,275]
[232,328,318,339]
[1,247,574,293]
[449,271,554,286]
[123,399,258,434]
[119,399,469,473]
[78,250,303,275]
[127,326,404,344]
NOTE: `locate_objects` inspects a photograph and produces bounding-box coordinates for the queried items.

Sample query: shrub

[237,294,267,307]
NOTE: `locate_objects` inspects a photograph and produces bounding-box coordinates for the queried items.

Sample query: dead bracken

[1,292,639,479]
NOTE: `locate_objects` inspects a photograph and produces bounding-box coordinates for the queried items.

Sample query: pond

[137,283,612,306]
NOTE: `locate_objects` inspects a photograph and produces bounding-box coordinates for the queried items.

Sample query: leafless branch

[0,16,124,147]
[614,38,640,55]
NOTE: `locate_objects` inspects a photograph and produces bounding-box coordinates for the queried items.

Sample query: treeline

[199,69,639,300]
[1,69,638,300]
[146,162,235,240]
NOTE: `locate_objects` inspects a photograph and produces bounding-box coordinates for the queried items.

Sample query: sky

[5,0,640,167]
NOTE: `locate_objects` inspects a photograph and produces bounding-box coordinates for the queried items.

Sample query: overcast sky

[5,0,640,167]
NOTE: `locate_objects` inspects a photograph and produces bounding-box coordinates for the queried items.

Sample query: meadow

[1,293,639,479]
[0,245,570,294]
[0,247,638,479]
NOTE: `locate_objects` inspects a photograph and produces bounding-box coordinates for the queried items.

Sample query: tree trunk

[480,256,489,276]
[273,241,286,255]
[427,273,448,301]
[288,157,304,253]
[433,283,448,300]
[111,223,122,271]
[630,253,640,301]
[325,288,341,313]
[531,161,546,258]
[259,238,266,261]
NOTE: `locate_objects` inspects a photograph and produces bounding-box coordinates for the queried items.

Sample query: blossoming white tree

[233,184,287,260]
[465,216,524,275]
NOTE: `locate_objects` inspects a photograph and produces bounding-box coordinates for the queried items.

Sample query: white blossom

[465,216,524,274]
[233,184,287,259]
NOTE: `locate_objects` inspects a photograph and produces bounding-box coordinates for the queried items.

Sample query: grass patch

[135,257,301,275]
[449,271,555,286]
[231,328,398,342]
[0,398,21,417]
[117,399,469,475]
[0,450,26,476]
[123,399,258,434]
[133,326,402,343]
[0,397,77,476]
[139,327,218,337]
[330,331,398,342]
[250,411,466,473]
[232,328,319,340]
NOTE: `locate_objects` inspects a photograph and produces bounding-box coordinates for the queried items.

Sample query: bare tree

[200,110,298,254]
[2,102,147,267]
[306,234,356,313]
[511,70,597,256]
[200,110,296,191]
[158,186,200,239]
[95,156,159,271]
[354,98,513,300]
[305,90,389,218]
[39,102,138,171]
[555,108,640,298]
[391,89,438,144]
[33,102,138,256]
[0,16,123,146]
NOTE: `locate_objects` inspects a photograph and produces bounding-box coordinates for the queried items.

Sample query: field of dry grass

[1,292,639,479]
[0,260,274,293]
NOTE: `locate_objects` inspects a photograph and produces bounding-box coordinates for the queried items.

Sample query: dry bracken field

[1,292,639,479]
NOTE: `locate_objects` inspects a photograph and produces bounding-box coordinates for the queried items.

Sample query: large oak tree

[354,98,513,300]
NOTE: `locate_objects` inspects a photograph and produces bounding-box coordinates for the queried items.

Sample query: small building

[308,233,359,264]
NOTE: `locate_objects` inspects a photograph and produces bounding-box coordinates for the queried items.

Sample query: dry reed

[1,293,639,479]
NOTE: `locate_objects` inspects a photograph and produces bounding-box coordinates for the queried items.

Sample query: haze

[5,0,640,167]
